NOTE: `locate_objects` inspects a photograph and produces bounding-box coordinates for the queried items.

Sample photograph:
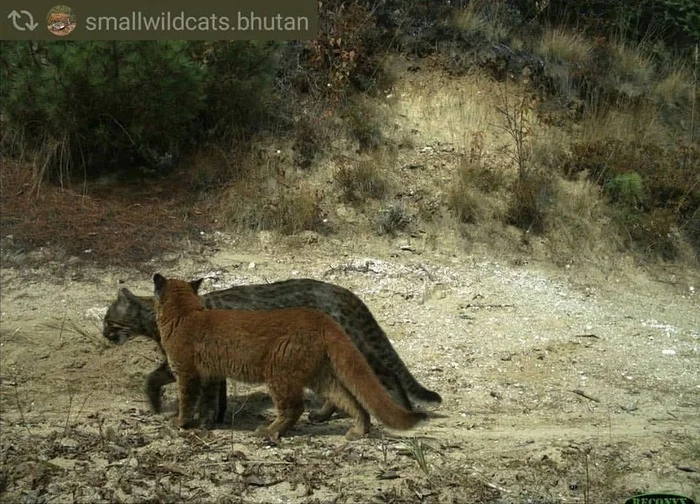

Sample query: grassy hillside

[1,1,698,269]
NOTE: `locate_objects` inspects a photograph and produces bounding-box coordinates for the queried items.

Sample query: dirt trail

[1,238,698,503]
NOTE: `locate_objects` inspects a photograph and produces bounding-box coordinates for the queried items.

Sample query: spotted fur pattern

[103,277,441,423]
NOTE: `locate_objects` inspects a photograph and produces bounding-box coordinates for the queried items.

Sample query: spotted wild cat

[103,277,441,424]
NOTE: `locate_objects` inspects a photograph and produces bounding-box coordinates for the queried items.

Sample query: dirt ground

[1,234,698,503]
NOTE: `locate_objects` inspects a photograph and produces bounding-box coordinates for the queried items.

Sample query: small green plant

[406,438,430,475]
[563,140,700,258]
[604,172,645,206]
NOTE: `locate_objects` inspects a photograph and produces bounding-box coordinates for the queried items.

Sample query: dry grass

[0,161,216,267]
[451,0,511,42]
[654,66,694,104]
[505,172,554,234]
[447,184,483,225]
[530,129,570,172]
[546,179,617,262]
[447,159,507,225]
[343,99,385,152]
[374,201,411,236]
[220,181,325,236]
[536,28,593,65]
[218,156,326,235]
[578,106,669,145]
[40,317,108,350]
[392,72,500,151]
[333,156,389,203]
[608,39,655,87]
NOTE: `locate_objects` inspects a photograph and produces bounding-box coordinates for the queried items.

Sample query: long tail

[321,282,442,405]
[323,322,427,430]
[401,367,442,404]
[358,316,442,405]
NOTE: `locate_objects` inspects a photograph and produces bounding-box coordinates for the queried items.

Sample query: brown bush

[505,172,554,234]
[333,158,388,203]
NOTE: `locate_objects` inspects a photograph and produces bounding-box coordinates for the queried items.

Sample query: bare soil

[1,235,698,503]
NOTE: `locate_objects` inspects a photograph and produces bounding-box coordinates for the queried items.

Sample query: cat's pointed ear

[189,278,205,294]
[118,287,139,302]
[153,273,167,300]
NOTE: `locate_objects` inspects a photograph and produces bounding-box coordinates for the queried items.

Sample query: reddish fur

[154,275,426,438]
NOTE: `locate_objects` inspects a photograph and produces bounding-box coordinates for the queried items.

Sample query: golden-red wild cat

[153,273,427,439]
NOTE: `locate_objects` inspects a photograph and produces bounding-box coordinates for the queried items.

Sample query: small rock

[48,457,77,470]
[60,437,79,448]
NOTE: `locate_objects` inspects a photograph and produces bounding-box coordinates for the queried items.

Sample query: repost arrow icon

[7,10,38,31]
[21,10,38,30]
[7,10,25,30]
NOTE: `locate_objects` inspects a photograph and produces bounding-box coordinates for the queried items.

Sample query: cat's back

[194,305,333,334]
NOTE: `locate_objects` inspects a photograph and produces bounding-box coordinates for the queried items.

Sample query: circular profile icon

[47,5,77,37]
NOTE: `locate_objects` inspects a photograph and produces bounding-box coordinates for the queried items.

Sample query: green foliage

[188,41,279,141]
[604,172,645,206]
[563,140,700,258]
[649,0,700,47]
[1,41,206,179]
[0,40,279,181]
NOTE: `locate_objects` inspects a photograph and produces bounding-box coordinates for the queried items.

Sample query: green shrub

[604,172,645,206]
[0,40,279,183]
[1,41,207,181]
[188,40,279,141]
